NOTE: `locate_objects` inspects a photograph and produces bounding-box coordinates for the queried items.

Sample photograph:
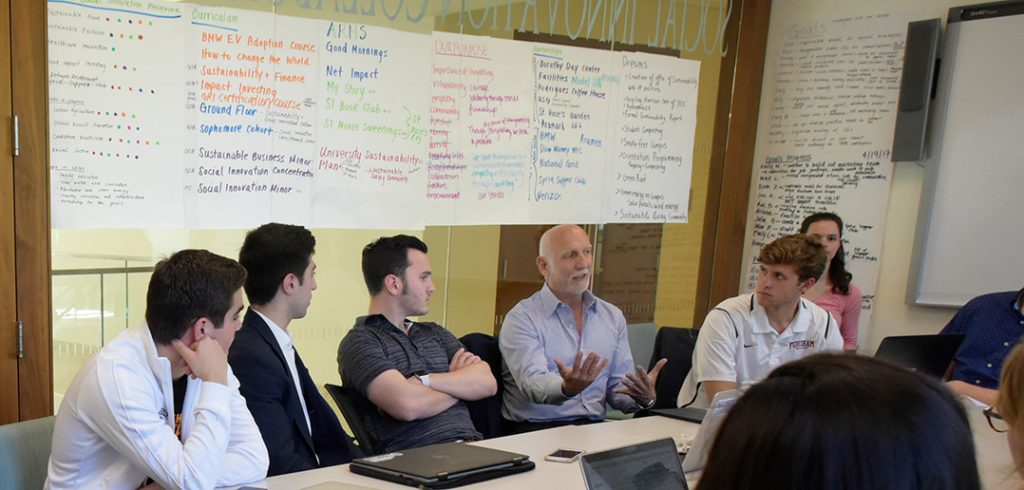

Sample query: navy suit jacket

[229,308,362,476]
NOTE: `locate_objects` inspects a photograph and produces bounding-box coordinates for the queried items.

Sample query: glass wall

[50,0,737,409]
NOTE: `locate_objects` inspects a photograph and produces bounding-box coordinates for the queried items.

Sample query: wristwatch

[418,373,431,387]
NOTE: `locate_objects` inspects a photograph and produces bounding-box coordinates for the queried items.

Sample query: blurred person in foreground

[699,353,979,490]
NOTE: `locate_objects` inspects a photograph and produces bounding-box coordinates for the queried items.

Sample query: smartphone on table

[544,448,585,463]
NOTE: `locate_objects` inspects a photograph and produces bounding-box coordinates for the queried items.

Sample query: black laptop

[349,442,534,488]
[873,333,966,378]
[650,406,706,424]
[580,438,688,490]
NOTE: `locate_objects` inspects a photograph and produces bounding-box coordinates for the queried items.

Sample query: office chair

[627,323,659,370]
[459,332,505,439]
[0,415,55,489]
[324,383,380,455]
[648,327,700,410]
[607,322,660,420]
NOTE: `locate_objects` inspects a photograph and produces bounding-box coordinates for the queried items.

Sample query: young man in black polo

[338,234,496,453]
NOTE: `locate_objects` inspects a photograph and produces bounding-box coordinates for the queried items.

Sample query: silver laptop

[580,438,688,490]
[681,389,740,473]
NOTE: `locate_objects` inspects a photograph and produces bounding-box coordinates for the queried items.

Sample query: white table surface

[234,400,1022,490]
[241,416,699,490]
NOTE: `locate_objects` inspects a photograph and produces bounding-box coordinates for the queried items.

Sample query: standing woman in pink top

[800,212,862,353]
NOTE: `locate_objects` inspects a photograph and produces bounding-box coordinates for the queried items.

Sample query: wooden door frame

[693,0,772,325]
[0,0,15,424]
[12,0,53,420]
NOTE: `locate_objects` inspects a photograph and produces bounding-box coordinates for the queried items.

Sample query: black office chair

[324,383,380,455]
[458,332,505,439]
[647,326,700,410]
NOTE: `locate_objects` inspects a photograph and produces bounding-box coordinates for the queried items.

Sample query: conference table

[235,400,1020,490]
[235,416,699,489]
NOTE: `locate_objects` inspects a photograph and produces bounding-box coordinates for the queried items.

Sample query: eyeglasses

[984,406,1010,433]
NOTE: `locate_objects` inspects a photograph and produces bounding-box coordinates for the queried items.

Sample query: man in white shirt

[229,223,361,475]
[46,249,269,490]
[678,234,843,408]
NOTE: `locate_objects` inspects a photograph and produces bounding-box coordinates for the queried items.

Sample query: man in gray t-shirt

[337,235,497,453]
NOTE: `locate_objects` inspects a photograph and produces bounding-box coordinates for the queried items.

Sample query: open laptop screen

[580,438,687,490]
[874,333,965,378]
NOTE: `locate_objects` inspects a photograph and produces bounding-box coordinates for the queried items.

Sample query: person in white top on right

[678,234,843,408]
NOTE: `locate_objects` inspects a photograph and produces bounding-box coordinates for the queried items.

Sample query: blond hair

[758,234,827,282]
[997,344,1024,454]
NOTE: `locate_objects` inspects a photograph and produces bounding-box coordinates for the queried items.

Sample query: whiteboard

[909,5,1024,306]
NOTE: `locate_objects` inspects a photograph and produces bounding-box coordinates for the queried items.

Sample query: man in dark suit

[229,223,362,476]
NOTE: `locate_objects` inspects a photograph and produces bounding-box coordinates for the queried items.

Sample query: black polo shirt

[337,314,481,452]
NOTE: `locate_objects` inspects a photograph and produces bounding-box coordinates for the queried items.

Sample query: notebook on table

[580,437,688,490]
[349,441,534,489]
[873,333,966,378]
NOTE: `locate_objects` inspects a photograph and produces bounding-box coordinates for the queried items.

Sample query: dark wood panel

[695,0,773,325]
[594,224,661,324]
[494,225,549,334]
[13,0,54,419]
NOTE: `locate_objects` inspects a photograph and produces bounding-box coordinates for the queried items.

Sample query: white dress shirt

[45,324,268,490]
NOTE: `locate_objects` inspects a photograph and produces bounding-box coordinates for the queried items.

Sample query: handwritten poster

[606,52,699,223]
[425,32,533,225]
[528,44,617,224]
[312,23,429,229]
[48,0,702,230]
[182,9,319,228]
[741,13,907,337]
[264,14,320,225]
[49,0,185,227]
